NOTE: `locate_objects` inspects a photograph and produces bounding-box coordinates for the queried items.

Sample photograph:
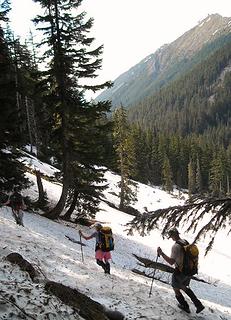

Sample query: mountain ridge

[96,14,231,109]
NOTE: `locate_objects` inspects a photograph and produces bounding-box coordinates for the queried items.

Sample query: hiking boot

[177,304,190,313]
[196,303,205,313]
[184,288,204,313]
[105,262,110,274]
[96,259,106,272]
[176,293,190,313]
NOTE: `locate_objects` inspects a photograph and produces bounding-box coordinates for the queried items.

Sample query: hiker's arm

[157,247,175,265]
[79,230,93,240]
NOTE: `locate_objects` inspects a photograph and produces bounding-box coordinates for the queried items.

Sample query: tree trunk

[119,176,125,210]
[45,2,70,221]
[45,179,69,219]
[45,152,71,219]
[62,189,78,221]
[35,170,46,207]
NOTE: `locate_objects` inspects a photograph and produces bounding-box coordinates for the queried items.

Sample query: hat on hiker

[167,227,179,237]
[91,222,102,229]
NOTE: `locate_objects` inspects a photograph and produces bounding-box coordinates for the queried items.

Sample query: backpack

[9,192,23,208]
[177,240,199,276]
[99,227,114,252]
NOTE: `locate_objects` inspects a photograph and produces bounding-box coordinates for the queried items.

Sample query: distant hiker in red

[157,228,204,314]
[79,223,112,274]
[4,187,25,226]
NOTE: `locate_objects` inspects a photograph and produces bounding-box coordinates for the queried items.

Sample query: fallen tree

[132,254,211,284]
[6,252,124,320]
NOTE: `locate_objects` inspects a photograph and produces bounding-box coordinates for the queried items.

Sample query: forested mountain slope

[128,39,231,144]
[96,14,231,109]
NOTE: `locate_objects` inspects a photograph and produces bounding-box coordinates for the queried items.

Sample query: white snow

[199,21,205,28]
[1,154,231,319]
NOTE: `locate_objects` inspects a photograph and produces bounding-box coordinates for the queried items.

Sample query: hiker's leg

[104,261,110,274]
[184,287,204,313]
[173,288,190,310]
[172,272,190,312]
[103,252,111,274]
[95,250,106,272]
[96,259,106,271]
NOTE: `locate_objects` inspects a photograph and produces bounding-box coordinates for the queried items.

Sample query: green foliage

[0,4,30,191]
[129,39,231,145]
[127,195,231,254]
[117,126,231,196]
[113,106,137,210]
[162,156,173,193]
[31,0,112,218]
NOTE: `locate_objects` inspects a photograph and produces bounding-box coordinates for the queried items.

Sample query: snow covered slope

[0,156,231,319]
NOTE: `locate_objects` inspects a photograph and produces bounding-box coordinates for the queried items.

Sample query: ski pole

[149,253,159,297]
[79,233,84,263]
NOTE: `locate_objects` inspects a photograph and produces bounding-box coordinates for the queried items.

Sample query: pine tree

[33,0,111,218]
[130,124,149,184]
[188,159,196,199]
[0,0,10,22]
[162,155,173,193]
[195,156,203,194]
[0,1,29,191]
[113,106,137,211]
[209,153,224,196]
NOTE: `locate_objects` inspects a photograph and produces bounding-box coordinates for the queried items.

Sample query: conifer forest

[1,0,231,223]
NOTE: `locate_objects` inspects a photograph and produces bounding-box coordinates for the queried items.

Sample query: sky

[0,149,231,319]
[9,0,231,84]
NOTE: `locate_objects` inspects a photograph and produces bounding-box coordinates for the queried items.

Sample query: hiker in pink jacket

[79,223,111,274]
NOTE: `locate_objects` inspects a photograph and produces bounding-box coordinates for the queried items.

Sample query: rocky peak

[96,14,231,109]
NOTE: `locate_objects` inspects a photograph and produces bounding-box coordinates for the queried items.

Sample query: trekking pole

[148,253,159,297]
[79,233,84,263]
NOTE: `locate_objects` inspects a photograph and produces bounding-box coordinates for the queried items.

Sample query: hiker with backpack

[79,223,114,274]
[4,187,26,226]
[157,228,204,314]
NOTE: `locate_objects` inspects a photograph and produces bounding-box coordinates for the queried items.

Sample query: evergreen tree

[162,155,173,193]
[195,156,203,194]
[0,1,29,191]
[149,133,162,186]
[113,106,137,211]
[188,159,196,199]
[130,124,149,184]
[33,0,111,218]
[209,153,224,196]
[0,0,10,22]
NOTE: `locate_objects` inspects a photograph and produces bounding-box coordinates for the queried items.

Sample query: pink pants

[95,249,111,262]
